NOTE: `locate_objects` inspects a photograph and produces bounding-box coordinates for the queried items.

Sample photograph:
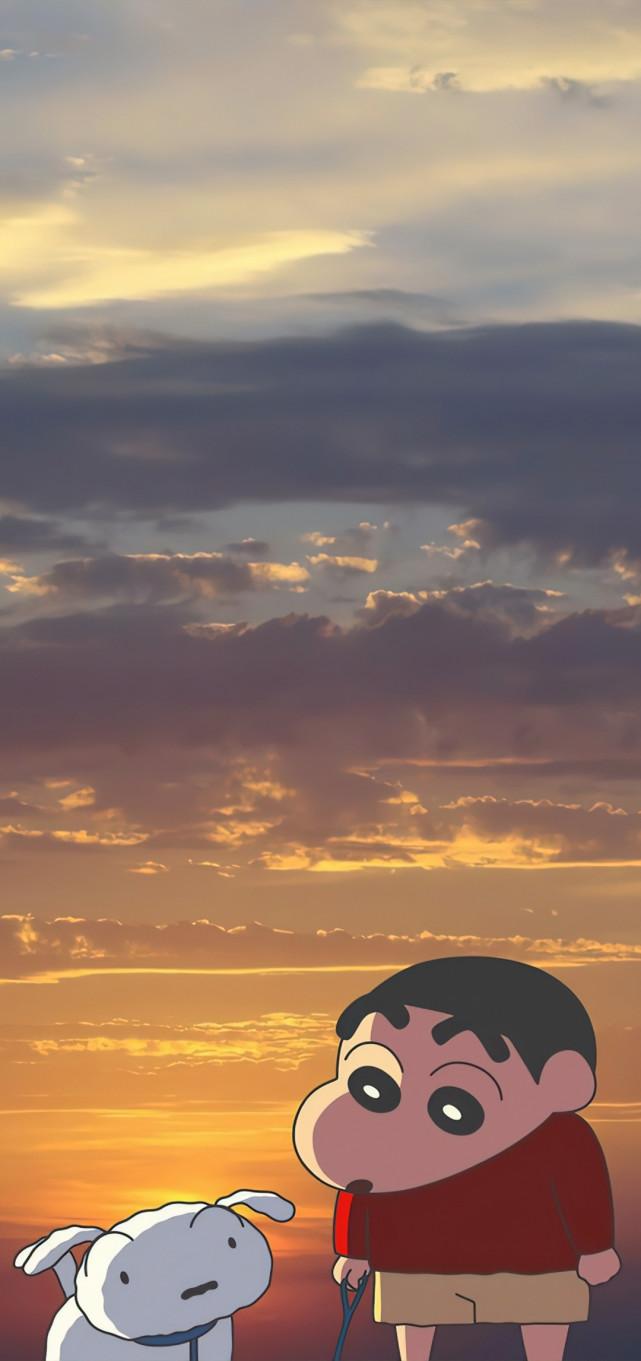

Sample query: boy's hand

[577,1247,621,1285]
[332,1256,370,1290]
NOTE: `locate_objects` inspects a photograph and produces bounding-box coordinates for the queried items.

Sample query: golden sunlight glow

[258,826,641,872]
[247,561,311,585]
[52,829,148,846]
[11,220,371,309]
[129,861,169,876]
[341,1,641,92]
[58,786,96,810]
[307,553,379,573]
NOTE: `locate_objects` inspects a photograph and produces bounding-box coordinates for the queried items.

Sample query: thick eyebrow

[429,1060,503,1100]
[341,1040,404,1074]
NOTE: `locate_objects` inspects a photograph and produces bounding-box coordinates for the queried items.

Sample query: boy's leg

[521,1323,570,1361]
[396,1324,436,1361]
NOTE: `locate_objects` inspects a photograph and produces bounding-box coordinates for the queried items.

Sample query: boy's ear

[537,1050,596,1112]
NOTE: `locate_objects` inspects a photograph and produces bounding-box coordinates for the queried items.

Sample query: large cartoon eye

[427,1086,485,1135]
[347,1064,401,1113]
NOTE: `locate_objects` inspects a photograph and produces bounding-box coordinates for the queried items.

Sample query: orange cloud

[2,915,641,985]
[128,861,169,876]
[16,1012,335,1070]
[58,786,96,810]
[307,552,379,575]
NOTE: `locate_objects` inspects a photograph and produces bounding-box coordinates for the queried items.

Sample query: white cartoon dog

[14,1189,295,1361]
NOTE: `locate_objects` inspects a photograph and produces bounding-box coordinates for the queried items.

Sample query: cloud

[2,593,641,869]
[421,522,481,561]
[225,538,271,557]
[301,289,461,326]
[435,795,641,867]
[0,793,41,817]
[5,552,310,603]
[306,552,379,577]
[247,561,310,588]
[10,1011,336,1070]
[357,67,610,103]
[251,790,641,873]
[542,76,609,107]
[359,588,427,623]
[302,521,385,558]
[301,531,337,547]
[7,322,178,368]
[0,515,95,556]
[425,581,566,630]
[357,66,463,94]
[8,1013,637,1098]
[128,860,169,876]
[2,914,641,984]
[2,592,641,767]
[0,824,147,851]
[58,785,96,810]
[359,582,565,632]
[2,320,640,568]
[5,212,370,308]
[338,0,641,91]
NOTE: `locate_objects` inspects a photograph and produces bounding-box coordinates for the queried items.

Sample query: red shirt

[333,1114,614,1274]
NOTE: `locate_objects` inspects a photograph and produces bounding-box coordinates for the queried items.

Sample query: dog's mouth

[181,1279,219,1300]
[345,1179,373,1194]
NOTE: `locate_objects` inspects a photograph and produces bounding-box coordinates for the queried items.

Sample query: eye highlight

[427,1085,485,1135]
[347,1064,401,1113]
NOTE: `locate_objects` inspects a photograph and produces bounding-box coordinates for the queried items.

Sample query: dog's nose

[181,1279,219,1300]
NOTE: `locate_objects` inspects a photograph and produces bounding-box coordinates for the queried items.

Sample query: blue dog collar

[134,1318,218,1347]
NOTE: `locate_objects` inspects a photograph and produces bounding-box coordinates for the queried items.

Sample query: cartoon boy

[293,956,620,1361]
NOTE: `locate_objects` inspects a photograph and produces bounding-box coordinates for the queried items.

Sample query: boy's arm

[332,1190,370,1287]
[550,1116,620,1284]
[333,1189,369,1258]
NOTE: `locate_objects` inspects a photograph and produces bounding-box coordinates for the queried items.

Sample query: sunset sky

[1,3,641,1358]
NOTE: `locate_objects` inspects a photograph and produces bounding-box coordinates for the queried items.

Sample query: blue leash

[134,1318,217,1361]
[332,1274,369,1361]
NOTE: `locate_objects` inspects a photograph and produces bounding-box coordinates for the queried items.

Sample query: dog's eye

[427,1086,484,1135]
[228,1237,237,1249]
[347,1064,401,1113]
[120,1271,130,1285]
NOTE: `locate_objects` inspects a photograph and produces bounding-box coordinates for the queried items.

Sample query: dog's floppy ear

[215,1190,295,1221]
[14,1226,105,1274]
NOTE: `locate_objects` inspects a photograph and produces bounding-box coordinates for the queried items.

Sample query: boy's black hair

[336,956,596,1081]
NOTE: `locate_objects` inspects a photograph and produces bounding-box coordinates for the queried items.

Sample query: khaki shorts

[374,1270,590,1326]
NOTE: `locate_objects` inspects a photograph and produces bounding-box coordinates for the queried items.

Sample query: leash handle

[332,1271,369,1361]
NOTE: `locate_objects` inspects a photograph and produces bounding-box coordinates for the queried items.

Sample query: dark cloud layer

[0,514,93,555]
[1,593,641,763]
[16,551,303,603]
[360,583,563,632]
[2,320,641,564]
[3,588,641,869]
